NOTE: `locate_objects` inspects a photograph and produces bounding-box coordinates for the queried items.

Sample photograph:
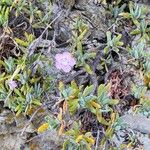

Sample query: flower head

[55,52,76,73]
[8,80,17,90]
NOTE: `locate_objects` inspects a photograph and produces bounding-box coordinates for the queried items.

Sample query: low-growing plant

[119,2,148,25]
[104,31,123,54]
[59,81,118,126]
[10,0,52,28]
[130,40,150,74]
[0,5,10,26]
[32,0,53,28]
[97,84,118,112]
[130,19,150,42]
[130,41,145,60]
[15,32,35,53]
[38,115,60,133]
[131,84,150,117]
[0,52,52,116]
[11,0,27,17]
[72,18,96,74]
[63,122,95,150]
[58,81,82,115]
[38,114,95,150]
[108,3,126,19]
[0,0,12,5]
[100,112,121,149]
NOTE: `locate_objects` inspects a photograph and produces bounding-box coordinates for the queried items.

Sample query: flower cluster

[55,52,76,73]
[8,80,17,90]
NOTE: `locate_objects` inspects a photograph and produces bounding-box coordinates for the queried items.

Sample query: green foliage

[0,0,12,5]
[120,2,148,25]
[59,81,81,115]
[131,84,147,99]
[131,84,150,117]
[0,53,52,115]
[15,32,35,49]
[130,40,150,74]
[63,122,95,150]
[108,3,126,19]
[72,18,96,74]
[130,19,150,42]
[0,5,10,26]
[130,41,145,59]
[112,116,124,131]
[78,85,96,108]
[97,84,118,112]
[12,0,27,17]
[59,81,96,115]
[3,57,16,73]
[104,31,123,54]
[32,0,53,27]
[143,59,150,73]
[100,112,122,149]
[59,81,118,126]
[37,115,60,133]
[0,0,54,118]
[45,115,60,130]
[12,0,52,27]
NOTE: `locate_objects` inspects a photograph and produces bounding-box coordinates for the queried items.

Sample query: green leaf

[76,40,83,54]
[119,12,130,18]
[133,19,140,26]
[106,31,112,42]
[83,85,94,97]
[71,81,78,90]
[98,84,106,98]
[104,46,109,54]
[114,34,122,42]
[63,140,70,150]
[83,52,96,60]
[0,60,5,67]
[116,41,123,46]
[68,99,79,115]
[58,81,64,92]
[96,110,109,126]
[109,99,119,105]
[78,28,88,40]
[14,89,23,98]
[130,29,141,35]
[15,104,23,116]
[84,64,93,74]
[32,99,42,106]
[15,38,29,47]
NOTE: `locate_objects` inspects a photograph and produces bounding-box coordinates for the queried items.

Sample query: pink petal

[69,58,76,66]
[62,52,72,58]
[62,66,72,73]
[63,52,76,65]
[8,80,17,90]
[55,54,63,61]
[55,62,62,70]
[55,52,76,72]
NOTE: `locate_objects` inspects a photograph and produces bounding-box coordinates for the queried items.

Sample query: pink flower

[8,80,17,90]
[55,52,76,73]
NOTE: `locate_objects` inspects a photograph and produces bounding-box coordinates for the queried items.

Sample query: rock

[0,109,35,135]
[53,0,75,9]
[121,114,150,134]
[139,134,150,150]
[29,130,65,150]
[0,133,27,150]
[112,130,150,149]
[53,0,107,45]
